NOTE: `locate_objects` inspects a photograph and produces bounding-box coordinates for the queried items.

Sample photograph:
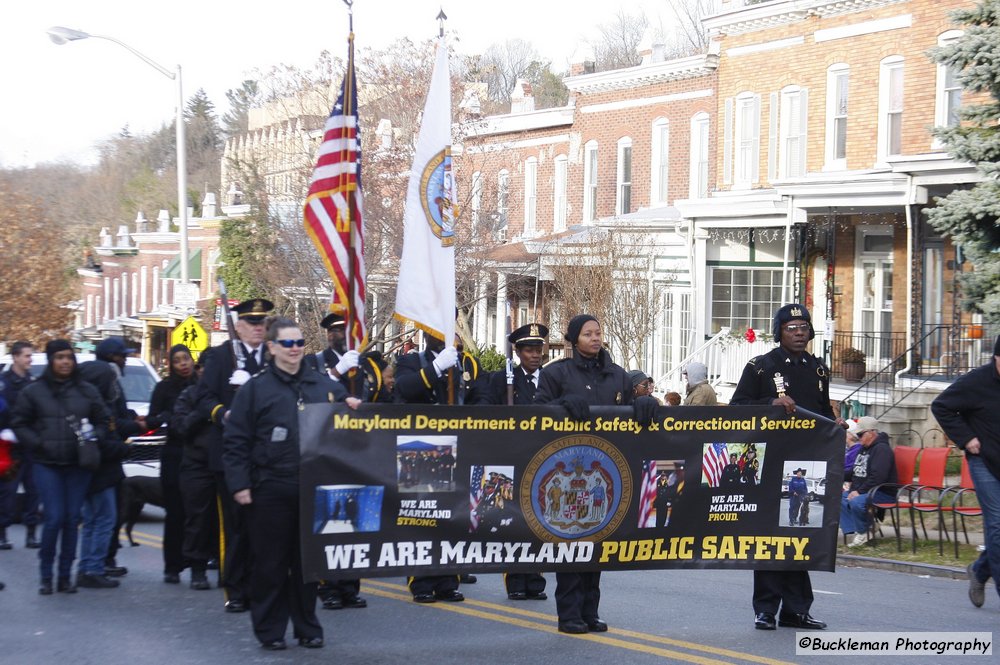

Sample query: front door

[855,227,894,366]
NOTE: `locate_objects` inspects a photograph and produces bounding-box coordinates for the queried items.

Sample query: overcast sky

[1,0,676,168]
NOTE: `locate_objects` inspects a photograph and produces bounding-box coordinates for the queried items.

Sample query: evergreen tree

[221,80,262,139]
[927,0,1000,322]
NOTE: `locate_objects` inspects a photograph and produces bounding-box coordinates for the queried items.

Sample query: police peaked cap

[508,323,548,346]
[320,312,346,329]
[234,298,274,322]
[772,303,814,343]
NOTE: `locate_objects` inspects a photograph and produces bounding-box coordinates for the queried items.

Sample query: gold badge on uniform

[790,306,802,317]
[772,373,786,397]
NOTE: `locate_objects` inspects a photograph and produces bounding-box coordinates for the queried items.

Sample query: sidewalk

[838,524,983,580]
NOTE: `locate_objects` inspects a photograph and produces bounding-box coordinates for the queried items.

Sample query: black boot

[0,527,11,550]
[25,525,40,549]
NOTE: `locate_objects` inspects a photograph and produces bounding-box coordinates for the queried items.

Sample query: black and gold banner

[298,404,843,580]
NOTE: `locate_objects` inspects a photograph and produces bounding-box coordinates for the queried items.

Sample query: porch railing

[652,328,776,396]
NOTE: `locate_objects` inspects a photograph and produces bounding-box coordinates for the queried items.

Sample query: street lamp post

[47,26,189,285]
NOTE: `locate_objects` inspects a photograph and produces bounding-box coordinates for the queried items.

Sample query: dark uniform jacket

[931,360,1000,480]
[11,370,118,467]
[307,349,389,403]
[729,347,835,419]
[535,349,632,408]
[78,360,138,492]
[195,342,267,471]
[170,383,214,465]
[223,365,345,493]
[489,365,541,405]
[148,374,197,449]
[393,349,490,405]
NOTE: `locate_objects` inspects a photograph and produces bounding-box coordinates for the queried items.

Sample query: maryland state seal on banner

[522,434,632,542]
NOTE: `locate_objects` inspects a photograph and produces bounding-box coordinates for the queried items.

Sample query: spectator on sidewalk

[0,340,40,549]
[683,362,718,406]
[840,416,897,547]
[931,335,1000,609]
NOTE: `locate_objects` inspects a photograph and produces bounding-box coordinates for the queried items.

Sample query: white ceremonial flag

[393,39,457,345]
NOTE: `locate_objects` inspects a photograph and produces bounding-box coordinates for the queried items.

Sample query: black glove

[560,394,591,422]
[632,396,659,427]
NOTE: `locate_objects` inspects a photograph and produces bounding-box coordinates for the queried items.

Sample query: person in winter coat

[146,344,197,584]
[11,340,116,595]
[683,362,718,406]
[840,416,897,547]
[223,318,357,651]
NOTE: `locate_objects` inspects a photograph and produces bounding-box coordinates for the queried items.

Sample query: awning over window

[163,248,202,280]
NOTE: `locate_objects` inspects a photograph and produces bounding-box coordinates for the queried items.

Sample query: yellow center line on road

[362,579,797,665]
[129,530,163,546]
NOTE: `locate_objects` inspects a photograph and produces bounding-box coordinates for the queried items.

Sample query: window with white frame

[553,155,568,232]
[650,119,669,205]
[497,169,509,240]
[825,64,849,169]
[524,157,537,235]
[710,267,787,333]
[935,31,964,140]
[779,86,808,179]
[689,112,710,198]
[878,56,904,161]
[734,93,760,187]
[470,171,482,231]
[616,137,632,215]
[583,140,598,222]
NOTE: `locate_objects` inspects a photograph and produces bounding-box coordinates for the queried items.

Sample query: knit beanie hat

[45,339,73,360]
[564,314,598,345]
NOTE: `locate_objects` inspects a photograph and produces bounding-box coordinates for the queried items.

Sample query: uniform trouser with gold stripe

[216,470,252,603]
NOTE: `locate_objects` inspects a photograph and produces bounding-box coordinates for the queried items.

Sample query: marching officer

[730,303,841,631]
[312,313,361,391]
[196,297,273,613]
[394,329,489,603]
[489,322,548,601]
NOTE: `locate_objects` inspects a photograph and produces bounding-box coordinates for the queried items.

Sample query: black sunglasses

[274,338,306,348]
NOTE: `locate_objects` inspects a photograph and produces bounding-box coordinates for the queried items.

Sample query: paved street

[0,512,995,665]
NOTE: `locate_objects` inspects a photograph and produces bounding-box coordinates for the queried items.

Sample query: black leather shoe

[778,612,826,630]
[57,578,78,593]
[25,527,40,549]
[164,573,181,584]
[104,565,128,577]
[77,573,118,589]
[460,574,477,584]
[321,596,343,610]
[260,639,287,651]
[558,620,588,634]
[190,573,210,590]
[39,580,53,595]
[754,612,776,630]
[413,593,436,604]
[225,599,247,613]
[527,591,548,600]
[342,595,367,609]
[206,558,219,570]
[297,637,324,649]
[508,591,527,600]
[0,538,11,550]
[586,618,608,632]
[434,590,464,602]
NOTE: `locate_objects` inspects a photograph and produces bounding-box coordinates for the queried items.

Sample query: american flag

[637,460,658,528]
[469,465,485,532]
[303,33,367,349]
[702,443,730,487]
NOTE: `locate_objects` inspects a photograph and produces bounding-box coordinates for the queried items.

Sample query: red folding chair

[868,445,920,551]
[906,446,950,553]
[941,457,982,558]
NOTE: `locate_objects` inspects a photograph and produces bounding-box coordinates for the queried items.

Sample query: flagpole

[344,0,356,352]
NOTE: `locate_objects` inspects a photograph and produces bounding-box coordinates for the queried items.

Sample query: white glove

[334,350,361,376]
[229,369,251,386]
[0,428,15,443]
[432,347,459,375]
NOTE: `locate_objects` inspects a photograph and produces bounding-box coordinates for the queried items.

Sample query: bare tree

[548,228,664,368]
[478,39,541,103]
[665,0,713,57]
[591,10,649,72]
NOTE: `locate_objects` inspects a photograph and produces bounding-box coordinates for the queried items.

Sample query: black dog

[117,476,165,546]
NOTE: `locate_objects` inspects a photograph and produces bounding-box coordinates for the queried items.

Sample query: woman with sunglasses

[222,318,359,651]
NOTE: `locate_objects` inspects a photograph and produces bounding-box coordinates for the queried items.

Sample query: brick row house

[457,0,989,430]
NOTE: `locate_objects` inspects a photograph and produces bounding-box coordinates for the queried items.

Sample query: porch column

[494,272,507,350]
[103,277,111,321]
[152,267,160,310]
[140,266,149,312]
[474,273,489,347]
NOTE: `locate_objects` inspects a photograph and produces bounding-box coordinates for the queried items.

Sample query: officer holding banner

[730,303,839,632]
[489,323,549,601]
